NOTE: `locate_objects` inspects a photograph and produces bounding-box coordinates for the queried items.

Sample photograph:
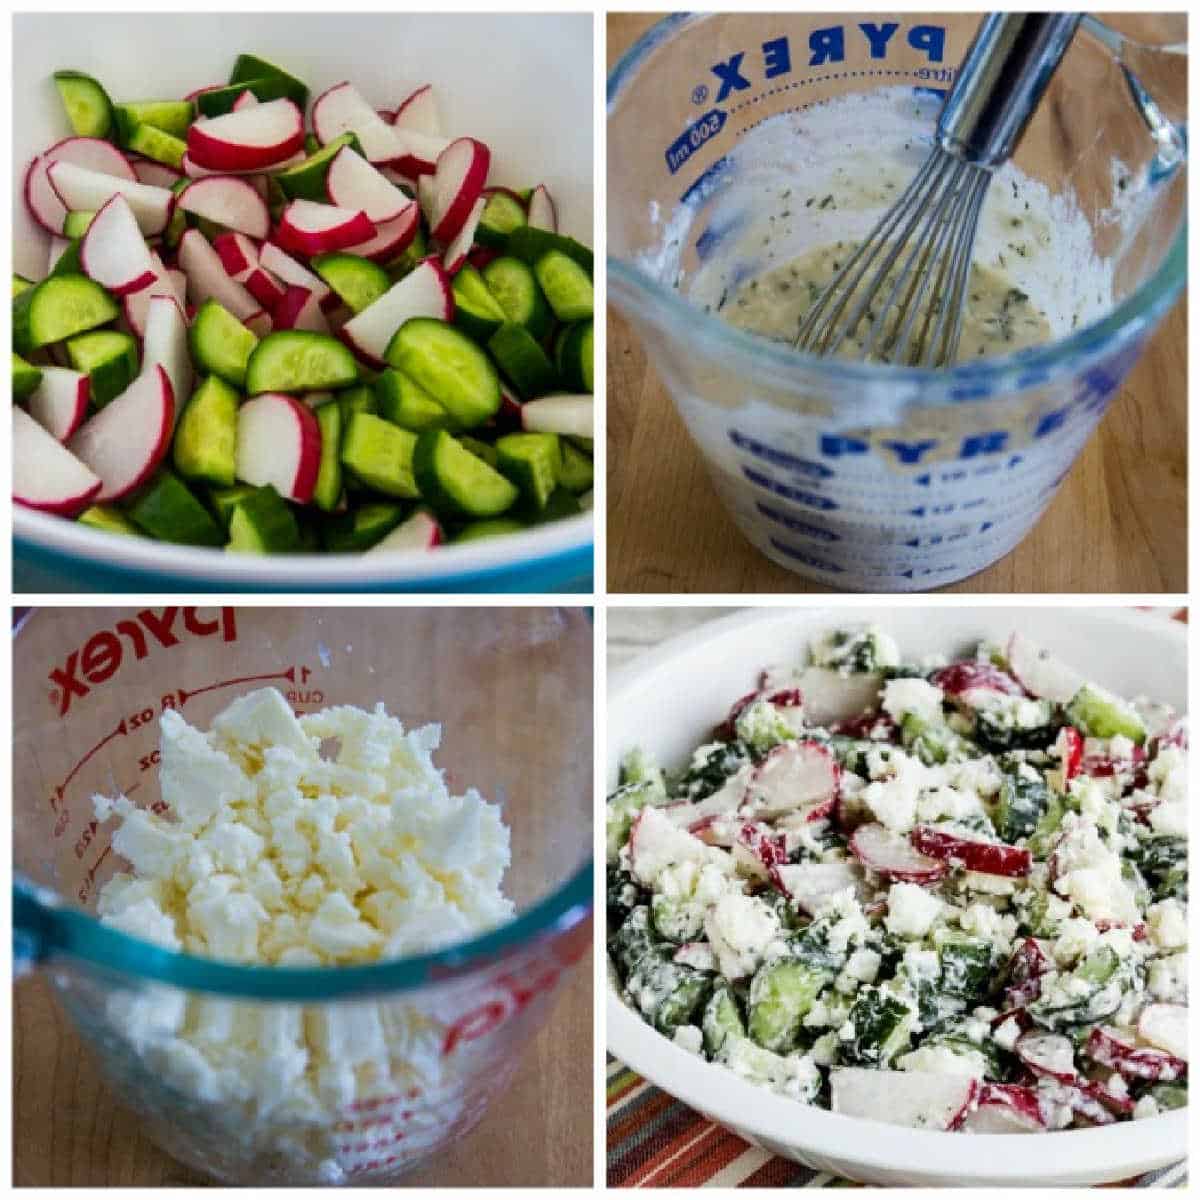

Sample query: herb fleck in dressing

[724,240,1052,362]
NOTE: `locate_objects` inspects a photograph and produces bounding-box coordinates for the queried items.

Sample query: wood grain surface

[606,13,1188,595]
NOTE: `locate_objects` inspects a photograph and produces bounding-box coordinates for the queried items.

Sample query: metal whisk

[794,13,1082,367]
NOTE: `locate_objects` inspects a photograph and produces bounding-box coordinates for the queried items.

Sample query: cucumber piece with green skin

[487,322,559,399]
[748,960,829,1053]
[244,331,358,395]
[340,412,420,498]
[174,375,240,486]
[53,71,114,138]
[78,504,142,536]
[386,318,502,429]
[13,275,119,354]
[475,189,527,249]
[274,133,361,200]
[453,517,525,542]
[65,330,138,408]
[386,226,427,278]
[13,275,35,297]
[189,299,259,388]
[375,369,451,432]
[1065,683,1147,744]
[311,252,390,315]
[121,121,187,169]
[535,250,593,322]
[208,483,259,528]
[226,485,302,553]
[62,211,96,239]
[229,54,309,110]
[557,439,593,493]
[506,226,593,275]
[518,486,582,525]
[113,100,194,141]
[49,240,84,278]
[451,265,507,341]
[13,353,43,400]
[196,75,304,119]
[458,435,498,468]
[555,319,593,392]
[413,430,519,518]
[337,383,377,423]
[313,402,343,512]
[304,133,320,156]
[126,469,226,546]
[320,501,406,551]
[495,432,561,511]
[702,982,747,1058]
[483,256,552,340]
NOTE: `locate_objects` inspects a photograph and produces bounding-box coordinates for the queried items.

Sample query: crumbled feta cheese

[992,1017,1023,1051]
[886,882,944,939]
[1146,899,1188,951]
[1148,800,1187,839]
[673,1025,703,1055]
[1147,954,1187,1003]
[1051,917,1102,966]
[882,678,945,725]
[958,902,1018,951]
[704,892,781,980]
[1133,1096,1161,1121]
[896,1044,988,1078]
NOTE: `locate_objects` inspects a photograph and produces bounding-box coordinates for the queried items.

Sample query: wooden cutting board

[607,13,1187,594]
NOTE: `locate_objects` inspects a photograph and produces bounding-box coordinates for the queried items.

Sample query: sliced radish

[212,230,260,276]
[141,296,193,428]
[46,161,172,236]
[183,83,222,102]
[67,366,175,502]
[366,507,443,553]
[272,285,330,334]
[236,392,321,503]
[26,368,90,442]
[527,184,558,232]
[831,1068,978,1131]
[1135,1005,1188,1064]
[772,861,869,913]
[931,661,1025,698]
[132,159,184,189]
[430,137,490,243]
[910,825,1032,877]
[393,83,442,136]
[14,408,101,514]
[338,202,420,264]
[275,200,376,257]
[1015,1030,1078,1083]
[960,1084,1047,1133]
[182,150,305,179]
[850,822,948,883]
[1056,725,1083,781]
[661,764,754,833]
[1006,632,1085,703]
[742,740,838,820]
[389,129,451,177]
[178,229,260,321]
[521,394,592,438]
[339,256,453,367]
[232,90,260,112]
[187,99,305,172]
[244,309,273,338]
[243,268,286,308]
[325,146,412,223]
[1085,1026,1184,1081]
[123,251,186,338]
[311,81,405,164]
[771,666,882,725]
[177,176,270,238]
[24,137,136,235]
[381,164,417,190]
[258,242,333,308]
[441,195,487,275]
[417,173,436,224]
[497,385,523,427]
[1158,717,1188,751]
[79,194,158,296]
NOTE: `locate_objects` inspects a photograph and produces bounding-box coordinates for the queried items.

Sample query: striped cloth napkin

[608,608,1187,1188]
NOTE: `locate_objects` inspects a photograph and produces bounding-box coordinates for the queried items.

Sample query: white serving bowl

[607,606,1187,1186]
[13,12,593,593]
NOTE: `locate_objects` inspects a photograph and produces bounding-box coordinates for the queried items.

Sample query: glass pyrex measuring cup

[608,14,1186,591]
[13,607,592,1185]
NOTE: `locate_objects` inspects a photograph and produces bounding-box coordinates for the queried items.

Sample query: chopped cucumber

[174,375,240,486]
[62,211,96,239]
[375,369,451,432]
[78,504,142,536]
[451,265,507,341]
[453,517,525,542]
[748,960,828,1053]
[113,100,194,140]
[312,252,390,314]
[320,501,406,551]
[386,226,427,278]
[385,318,502,428]
[476,189,527,249]
[13,275,119,354]
[208,483,260,529]
[197,75,307,119]
[190,299,259,388]
[227,485,302,553]
[229,53,309,110]
[458,435,498,467]
[53,71,114,138]
[1065,684,1147,744]
[702,982,747,1058]
[495,432,562,510]
[49,240,83,278]
[13,275,35,297]
[413,430,519,518]
[126,469,226,546]
[557,439,593,492]
[487,322,559,399]
[534,250,593,322]
[244,331,358,395]
[121,121,187,169]
[340,412,419,498]
[13,353,42,400]
[65,330,138,408]
[338,383,377,423]
[313,402,344,512]
[520,486,582,524]
[506,226,593,275]
[555,318,593,392]
[482,256,552,340]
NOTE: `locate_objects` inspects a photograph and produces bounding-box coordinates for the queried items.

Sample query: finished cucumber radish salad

[608,628,1187,1133]
[15,55,593,554]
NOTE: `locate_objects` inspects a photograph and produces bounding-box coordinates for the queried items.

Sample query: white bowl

[607,606,1187,1186]
[13,12,593,592]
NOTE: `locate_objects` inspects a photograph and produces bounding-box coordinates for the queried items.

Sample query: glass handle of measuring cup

[13,875,60,978]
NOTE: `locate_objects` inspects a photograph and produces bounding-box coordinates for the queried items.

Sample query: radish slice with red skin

[182,150,305,179]
[527,183,557,232]
[337,202,420,264]
[187,98,305,172]
[1085,1026,1186,1081]
[380,164,416,190]
[1137,1003,1188,1063]
[235,392,321,503]
[178,228,260,321]
[831,1068,979,1131]
[14,408,102,514]
[46,161,172,236]
[132,159,184,189]
[243,268,286,308]
[244,309,273,338]
[417,173,436,224]
[1056,725,1084,781]
[27,368,91,442]
[772,861,870,913]
[850,822,948,883]
[338,256,453,367]
[388,128,450,177]
[141,295,193,429]
[960,1084,1047,1133]
[177,175,271,239]
[763,666,883,725]
[271,285,330,334]
[24,137,136,235]
[376,108,396,123]
[259,242,334,307]
[521,394,592,438]
[366,507,443,553]
[212,230,261,277]
[68,366,175,502]
[393,83,442,136]
[275,200,376,256]
[326,146,413,222]
[183,83,222,102]
[1014,1030,1078,1083]
[122,252,186,338]
[496,385,522,427]
[1007,632,1085,703]
[79,194,160,296]
[910,825,1032,877]
[742,740,839,820]
[441,195,487,275]
[430,137,491,243]
[232,90,259,112]
[931,661,1026,698]
[311,81,406,164]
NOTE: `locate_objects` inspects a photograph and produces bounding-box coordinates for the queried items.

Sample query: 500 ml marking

[665,108,727,174]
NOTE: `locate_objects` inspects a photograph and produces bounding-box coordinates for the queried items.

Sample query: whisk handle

[938,13,1083,168]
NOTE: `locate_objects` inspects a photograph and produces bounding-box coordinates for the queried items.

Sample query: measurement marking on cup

[178,665,296,705]
[49,718,129,813]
